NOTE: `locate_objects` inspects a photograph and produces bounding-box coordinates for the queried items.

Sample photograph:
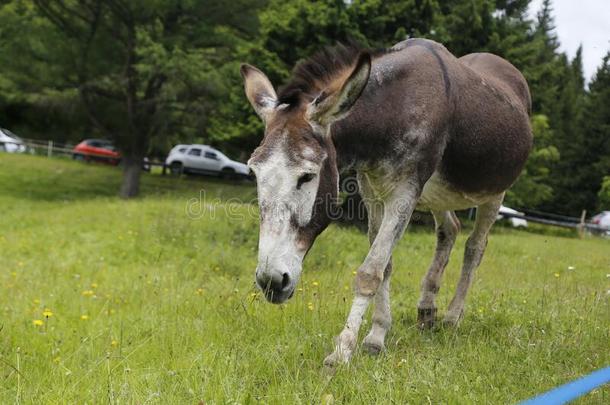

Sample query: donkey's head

[241,52,371,303]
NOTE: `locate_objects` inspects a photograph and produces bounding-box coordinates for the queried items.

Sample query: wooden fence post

[578,210,587,239]
[47,140,53,158]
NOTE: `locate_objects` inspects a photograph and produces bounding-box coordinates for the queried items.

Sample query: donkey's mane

[277,41,386,109]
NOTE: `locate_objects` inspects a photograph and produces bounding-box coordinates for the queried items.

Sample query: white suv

[0,128,26,153]
[165,144,250,178]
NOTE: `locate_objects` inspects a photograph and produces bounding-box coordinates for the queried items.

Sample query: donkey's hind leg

[443,196,503,326]
[416,210,460,329]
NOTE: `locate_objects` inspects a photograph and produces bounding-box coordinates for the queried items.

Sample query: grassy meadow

[0,153,608,403]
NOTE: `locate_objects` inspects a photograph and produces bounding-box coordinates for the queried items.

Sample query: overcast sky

[527,0,610,83]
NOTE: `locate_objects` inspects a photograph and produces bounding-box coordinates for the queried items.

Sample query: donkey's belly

[416,172,499,211]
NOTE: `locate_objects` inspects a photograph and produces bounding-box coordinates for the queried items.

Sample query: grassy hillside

[1,154,608,403]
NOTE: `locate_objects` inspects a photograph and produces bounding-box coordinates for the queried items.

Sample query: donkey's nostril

[281,272,291,290]
[256,270,294,303]
[256,271,290,293]
[256,272,270,288]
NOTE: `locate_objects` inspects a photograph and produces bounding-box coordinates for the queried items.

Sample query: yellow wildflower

[91,283,98,289]
[33,319,44,326]
[42,309,53,318]
[33,299,40,305]
[111,340,119,347]
[307,302,314,311]
[321,393,335,405]
[312,281,320,287]
[82,290,94,297]
[80,315,89,320]
[554,273,560,278]
[352,270,357,275]
[196,288,204,295]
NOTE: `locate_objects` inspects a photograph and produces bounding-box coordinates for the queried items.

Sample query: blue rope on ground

[520,366,610,405]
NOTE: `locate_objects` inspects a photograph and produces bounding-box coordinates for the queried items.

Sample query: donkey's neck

[329,113,378,174]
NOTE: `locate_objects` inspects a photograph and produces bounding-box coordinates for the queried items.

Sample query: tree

[577,53,610,211]
[598,176,610,209]
[0,0,264,198]
[538,46,587,214]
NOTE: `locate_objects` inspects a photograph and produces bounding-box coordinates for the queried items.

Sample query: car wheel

[170,162,183,176]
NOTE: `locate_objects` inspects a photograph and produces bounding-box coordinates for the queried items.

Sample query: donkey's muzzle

[256,271,293,303]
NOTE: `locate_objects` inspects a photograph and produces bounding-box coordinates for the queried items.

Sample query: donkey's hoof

[362,336,385,356]
[323,354,337,368]
[417,307,437,330]
[441,312,463,328]
[323,352,344,368]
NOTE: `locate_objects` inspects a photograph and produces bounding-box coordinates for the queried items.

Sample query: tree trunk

[119,155,142,199]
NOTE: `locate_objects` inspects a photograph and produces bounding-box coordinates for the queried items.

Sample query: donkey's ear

[240,64,277,122]
[307,52,371,127]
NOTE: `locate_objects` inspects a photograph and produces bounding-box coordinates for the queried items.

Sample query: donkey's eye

[296,173,315,190]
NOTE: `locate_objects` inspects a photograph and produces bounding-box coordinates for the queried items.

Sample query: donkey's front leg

[362,261,392,355]
[323,183,419,367]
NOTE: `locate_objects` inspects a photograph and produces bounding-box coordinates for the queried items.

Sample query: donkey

[241,38,532,366]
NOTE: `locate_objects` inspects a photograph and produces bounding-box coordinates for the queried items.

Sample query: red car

[72,139,151,171]
[72,139,120,165]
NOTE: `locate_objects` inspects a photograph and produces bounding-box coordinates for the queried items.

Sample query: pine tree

[579,53,610,211]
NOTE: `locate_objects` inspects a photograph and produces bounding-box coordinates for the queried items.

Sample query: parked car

[497,205,528,228]
[73,139,120,165]
[72,139,151,171]
[590,211,610,236]
[165,144,249,178]
[0,128,26,153]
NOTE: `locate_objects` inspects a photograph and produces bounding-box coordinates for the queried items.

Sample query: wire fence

[498,210,607,234]
[1,137,169,169]
[1,137,75,157]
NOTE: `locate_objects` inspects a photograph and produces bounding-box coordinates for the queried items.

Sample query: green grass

[1,153,608,404]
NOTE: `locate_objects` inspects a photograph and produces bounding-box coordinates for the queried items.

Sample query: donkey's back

[459,52,531,114]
